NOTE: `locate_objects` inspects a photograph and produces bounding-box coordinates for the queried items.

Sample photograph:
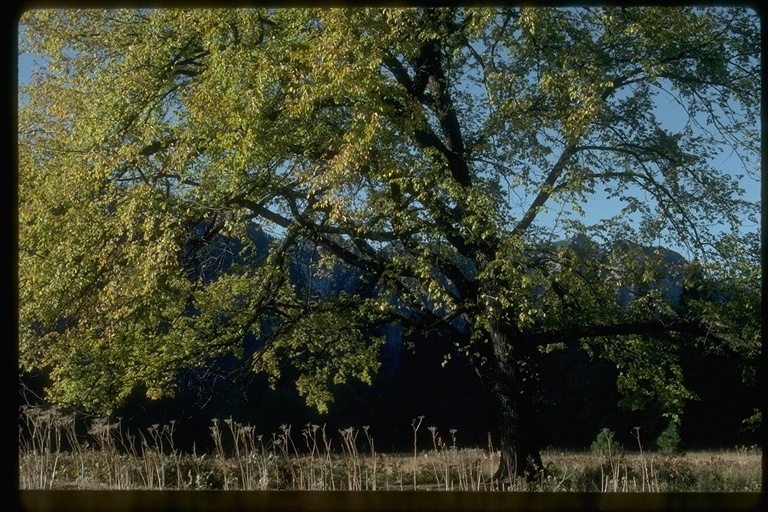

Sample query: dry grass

[18,406,762,491]
[537,447,762,492]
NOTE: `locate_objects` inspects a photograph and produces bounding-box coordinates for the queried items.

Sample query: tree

[18,7,760,481]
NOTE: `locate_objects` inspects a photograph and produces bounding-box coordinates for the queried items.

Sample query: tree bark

[471,303,546,483]
[489,374,546,483]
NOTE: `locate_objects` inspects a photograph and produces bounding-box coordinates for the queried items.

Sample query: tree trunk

[471,303,546,483]
[489,377,546,483]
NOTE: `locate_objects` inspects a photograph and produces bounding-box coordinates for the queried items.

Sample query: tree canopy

[18,6,760,477]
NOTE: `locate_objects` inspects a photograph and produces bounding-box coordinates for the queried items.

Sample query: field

[18,406,761,492]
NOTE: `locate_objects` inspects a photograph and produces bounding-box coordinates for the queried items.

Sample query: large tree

[18,7,760,480]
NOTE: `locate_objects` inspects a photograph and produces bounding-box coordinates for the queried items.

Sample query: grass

[18,405,761,491]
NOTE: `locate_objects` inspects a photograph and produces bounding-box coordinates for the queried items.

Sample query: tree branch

[528,317,740,348]
[511,143,577,238]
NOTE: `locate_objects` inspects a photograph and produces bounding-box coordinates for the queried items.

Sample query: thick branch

[527,318,740,348]
[511,143,577,238]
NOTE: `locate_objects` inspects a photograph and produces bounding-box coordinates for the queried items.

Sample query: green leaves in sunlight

[19,7,760,418]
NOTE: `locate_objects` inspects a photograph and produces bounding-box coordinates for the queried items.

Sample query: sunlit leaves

[19,7,760,416]
[604,334,696,420]
[682,231,762,356]
[253,298,385,414]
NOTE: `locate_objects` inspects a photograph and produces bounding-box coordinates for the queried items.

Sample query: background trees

[18,7,760,479]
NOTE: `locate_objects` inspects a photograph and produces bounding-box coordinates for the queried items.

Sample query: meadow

[18,405,761,492]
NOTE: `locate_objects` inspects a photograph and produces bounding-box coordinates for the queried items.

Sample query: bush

[655,421,682,454]
[590,428,622,456]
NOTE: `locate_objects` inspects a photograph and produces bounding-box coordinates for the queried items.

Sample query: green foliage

[590,428,622,456]
[741,409,762,433]
[18,7,760,423]
[655,420,682,454]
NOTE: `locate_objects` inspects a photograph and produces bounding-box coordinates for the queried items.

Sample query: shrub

[655,421,682,454]
[590,428,621,456]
